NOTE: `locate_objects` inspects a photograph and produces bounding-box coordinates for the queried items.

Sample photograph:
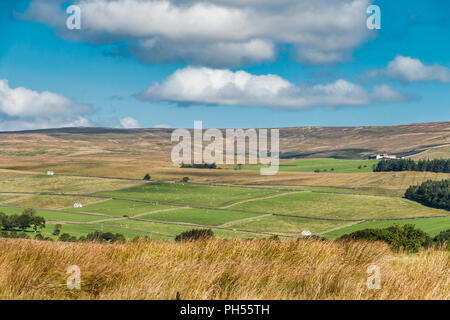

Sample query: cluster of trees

[180,163,217,169]
[57,230,126,243]
[404,179,449,210]
[338,224,448,252]
[373,159,450,173]
[0,209,45,232]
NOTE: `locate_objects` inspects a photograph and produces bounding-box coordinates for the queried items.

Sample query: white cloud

[153,123,173,129]
[386,56,450,83]
[119,116,140,128]
[0,79,92,131]
[372,84,414,102]
[139,67,410,109]
[23,0,374,66]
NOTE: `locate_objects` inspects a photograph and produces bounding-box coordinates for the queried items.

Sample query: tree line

[373,159,450,173]
[405,179,449,210]
[0,209,46,232]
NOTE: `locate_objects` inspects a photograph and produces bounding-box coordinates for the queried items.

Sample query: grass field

[230,192,448,220]
[68,199,174,217]
[245,158,379,173]
[94,182,280,208]
[226,215,351,235]
[42,223,173,240]
[139,208,263,226]
[0,206,105,223]
[323,216,450,239]
[3,195,106,209]
[0,175,143,194]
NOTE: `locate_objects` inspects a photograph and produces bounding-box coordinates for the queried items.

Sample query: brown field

[0,238,448,300]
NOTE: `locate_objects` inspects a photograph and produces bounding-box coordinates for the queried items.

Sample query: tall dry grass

[0,238,448,300]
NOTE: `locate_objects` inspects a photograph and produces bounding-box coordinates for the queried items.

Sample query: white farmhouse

[73,203,83,208]
[47,171,54,176]
[301,230,312,236]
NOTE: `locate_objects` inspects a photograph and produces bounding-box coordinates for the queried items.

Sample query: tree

[143,173,151,181]
[52,224,62,236]
[30,216,45,232]
[181,176,190,183]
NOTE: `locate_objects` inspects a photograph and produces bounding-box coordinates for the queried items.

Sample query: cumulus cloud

[386,55,450,83]
[119,116,140,128]
[139,67,411,109]
[21,0,374,66]
[153,123,173,128]
[0,79,92,131]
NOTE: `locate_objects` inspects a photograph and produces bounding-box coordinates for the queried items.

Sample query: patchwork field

[94,182,280,208]
[229,192,448,220]
[0,125,448,241]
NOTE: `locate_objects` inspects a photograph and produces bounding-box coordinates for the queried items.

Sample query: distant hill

[0,122,449,160]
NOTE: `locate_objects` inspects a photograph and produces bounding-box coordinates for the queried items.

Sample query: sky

[0,0,449,130]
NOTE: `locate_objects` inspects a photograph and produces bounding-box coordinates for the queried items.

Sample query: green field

[323,217,450,239]
[101,218,263,239]
[226,215,350,235]
[42,223,173,240]
[139,208,262,226]
[0,206,105,223]
[94,183,279,208]
[4,195,105,210]
[230,192,448,220]
[245,158,379,173]
[68,199,174,217]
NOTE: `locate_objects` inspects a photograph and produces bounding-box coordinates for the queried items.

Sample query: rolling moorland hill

[0,121,449,163]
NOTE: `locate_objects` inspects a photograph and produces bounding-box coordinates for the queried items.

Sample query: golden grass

[0,239,448,300]
[0,175,144,194]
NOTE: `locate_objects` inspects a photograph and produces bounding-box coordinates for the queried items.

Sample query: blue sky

[0,0,449,130]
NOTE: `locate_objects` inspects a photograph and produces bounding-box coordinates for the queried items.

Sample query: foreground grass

[0,239,448,300]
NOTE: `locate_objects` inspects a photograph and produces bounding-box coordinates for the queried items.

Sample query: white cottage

[47,171,54,176]
[73,203,83,208]
[301,230,312,236]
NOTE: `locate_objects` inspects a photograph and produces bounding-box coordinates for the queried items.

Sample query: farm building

[73,203,83,208]
[47,171,54,175]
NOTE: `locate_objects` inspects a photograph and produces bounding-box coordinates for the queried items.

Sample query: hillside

[0,122,448,165]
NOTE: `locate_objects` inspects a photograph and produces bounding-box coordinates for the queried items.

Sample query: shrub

[337,224,432,253]
[143,173,151,181]
[175,229,214,242]
[52,224,62,236]
[433,229,450,249]
[181,177,190,183]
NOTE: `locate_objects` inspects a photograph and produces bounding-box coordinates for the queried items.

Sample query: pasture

[245,158,378,173]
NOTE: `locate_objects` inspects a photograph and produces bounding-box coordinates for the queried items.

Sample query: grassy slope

[245,158,379,173]
[68,199,174,217]
[0,206,104,223]
[4,195,105,210]
[231,192,448,220]
[94,182,279,207]
[226,215,350,235]
[0,175,142,194]
[0,239,448,299]
[140,208,263,226]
